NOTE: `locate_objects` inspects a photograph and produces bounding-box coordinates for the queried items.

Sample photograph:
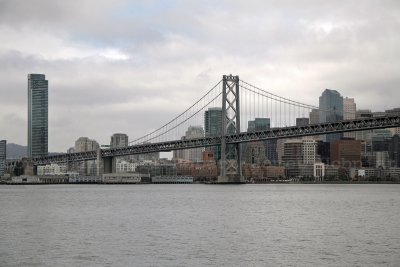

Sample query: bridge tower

[218,75,244,183]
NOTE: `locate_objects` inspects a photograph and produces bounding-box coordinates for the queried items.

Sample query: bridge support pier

[96,149,116,176]
[103,157,114,174]
[218,74,244,184]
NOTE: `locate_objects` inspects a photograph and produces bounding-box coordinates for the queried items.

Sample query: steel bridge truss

[33,115,400,165]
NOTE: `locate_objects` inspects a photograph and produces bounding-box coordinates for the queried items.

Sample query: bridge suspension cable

[240,80,318,110]
[239,79,318,129]
[129,76,366,149]
[129,79,223,145]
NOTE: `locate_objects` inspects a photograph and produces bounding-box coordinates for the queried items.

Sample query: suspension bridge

[32,74,400,183]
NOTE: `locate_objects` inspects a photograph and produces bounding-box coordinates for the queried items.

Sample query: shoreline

[1,181,400,185]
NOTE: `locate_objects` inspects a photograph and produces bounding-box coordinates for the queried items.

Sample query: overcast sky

[0,0,399,152]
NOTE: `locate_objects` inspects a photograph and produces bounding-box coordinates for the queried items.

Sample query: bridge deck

[33,115,400,165]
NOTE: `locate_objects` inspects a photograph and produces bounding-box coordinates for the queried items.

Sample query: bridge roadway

[33,115,400,165]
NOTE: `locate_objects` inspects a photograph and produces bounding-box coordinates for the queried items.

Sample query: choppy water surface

[1,184,399,266]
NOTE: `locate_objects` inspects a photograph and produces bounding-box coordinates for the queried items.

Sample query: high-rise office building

[265,139,278,165]
[204,107,222,137]
[281,139,317,164]
[389,135,400,167]
[355,109,373,141]
[110,133,129,148]
[296,118,310,127]
[309,109,319,124]
[110,133,129,163]
[74,137,99,175]
[185,126,204,162]
[75,137,99,152]
[281,138,318,177]
[343,97,356,120]
[385,108,400,136]
[331,139,362,168]
[204,107,223,160]
[245,118,271,164]
[28,74,48,157]
[302,138,317,164]
[319,89,343,143]
[247,118,269,134]
[173,126,204,162]
[247,118,271,132]
[282,140,303,163]
[131,141,160,162]
[282,139,303,177]
[343,97,356,138]
[0,140,6,176]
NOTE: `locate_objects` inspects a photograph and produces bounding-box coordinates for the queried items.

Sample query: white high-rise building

[302,138,317,164]
[343,97,356,120]
[343,97,356,138]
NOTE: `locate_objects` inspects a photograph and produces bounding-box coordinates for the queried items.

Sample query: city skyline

[0,1,399,152]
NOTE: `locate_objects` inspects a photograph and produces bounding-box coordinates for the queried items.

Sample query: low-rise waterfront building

[382,168,400,181]
[349,168,378,180]
[265,166,285,179]
[11,175,41,184]
[37,163,67,176]
[152,176,193,184]
[116,160,137,173]
[103,173,147,183]
[69,175,102,183]
[374,151,390,168]
[313,163,325,181]
[10,175,69,184]
[242,164,285,182]
[325,165,340,179]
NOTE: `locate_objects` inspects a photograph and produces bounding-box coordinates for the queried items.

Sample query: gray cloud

[0,0,399,151]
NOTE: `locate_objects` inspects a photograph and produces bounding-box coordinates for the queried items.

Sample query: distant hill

[6,143,64,159]
[6,143,27,159]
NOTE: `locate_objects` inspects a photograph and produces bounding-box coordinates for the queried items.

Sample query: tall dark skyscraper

[204,107,223,160]
[28,74,48,158]
[319,89,343,143]
[247,118,270,132]
[204,107,222,137]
